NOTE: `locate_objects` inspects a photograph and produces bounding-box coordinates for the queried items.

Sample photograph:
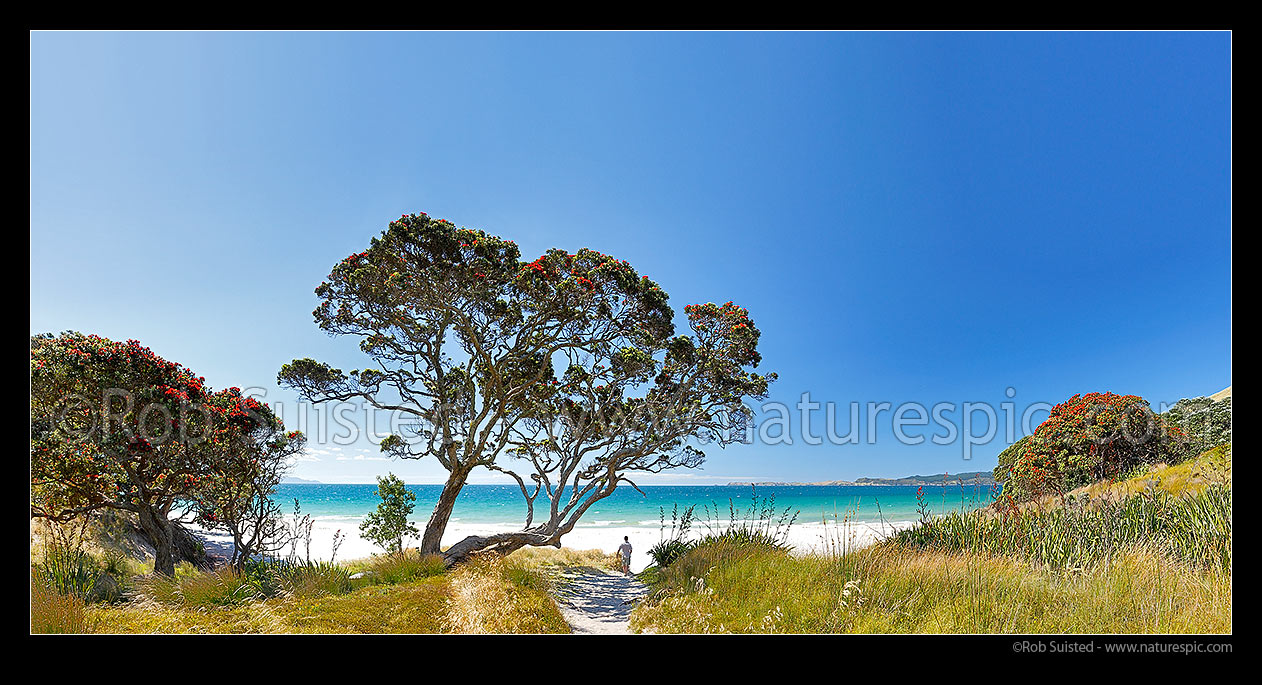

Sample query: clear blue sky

[30,31,1231,484]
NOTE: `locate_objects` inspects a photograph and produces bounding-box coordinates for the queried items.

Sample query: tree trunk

[419,466,471,555]
[136,506,177,576]
[442,531,551,566]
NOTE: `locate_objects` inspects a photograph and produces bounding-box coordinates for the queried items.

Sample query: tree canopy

[31,332,304,574]
[359,473,419,555]
[280,213,774,563]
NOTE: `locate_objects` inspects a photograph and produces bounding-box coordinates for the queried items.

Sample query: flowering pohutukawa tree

[442,300,776,563]
[189,388,307,571]
[30,333,304,575]
[33,332,214,575]
[996,392,1185,501]
[277,214,674,557]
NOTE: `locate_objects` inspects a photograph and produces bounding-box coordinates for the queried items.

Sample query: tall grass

[647,488,799,570]
[506,546,620,571]
[136,567,261,609]
[31,572,95,633]
[352,550,447,586]
[890,484,1231,571]
[631,542,1231,634]
[265,559,354,598]
[443,555,570,634]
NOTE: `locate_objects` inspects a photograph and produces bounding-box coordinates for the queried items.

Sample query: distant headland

[727,471,996,487]
[280,476,323,484]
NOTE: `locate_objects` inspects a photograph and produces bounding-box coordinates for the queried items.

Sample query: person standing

[617,535,633,576]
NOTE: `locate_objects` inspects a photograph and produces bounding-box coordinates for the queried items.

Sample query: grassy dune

[34,547,589,634]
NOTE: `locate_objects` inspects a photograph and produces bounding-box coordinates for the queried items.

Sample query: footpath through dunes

[547,567,649,634]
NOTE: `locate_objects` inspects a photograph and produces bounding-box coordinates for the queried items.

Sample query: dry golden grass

[30,574,96,634]
[506,545,620,571]
[444,555,570,634]
[69,551,574,634]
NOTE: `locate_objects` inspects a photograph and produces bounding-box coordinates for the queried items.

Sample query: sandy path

[549,567,649,634]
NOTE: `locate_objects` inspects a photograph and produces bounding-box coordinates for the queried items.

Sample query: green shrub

[649,504,697,568]
[648,539,695,569]
[1163,396,1231,457]
[137,567,260,609]
[34,541,99,601]
[363,550,447,585]
[992,436,1030,484]
[237,558,355,598]
[279,561,353,597]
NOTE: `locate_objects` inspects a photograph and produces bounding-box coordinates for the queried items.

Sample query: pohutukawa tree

[279,213,773,564]
[189,388,307,571]
[995,392,1185,501]
[30,332,304,575]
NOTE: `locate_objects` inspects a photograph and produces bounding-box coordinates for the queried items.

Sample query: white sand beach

[191,517,917,573]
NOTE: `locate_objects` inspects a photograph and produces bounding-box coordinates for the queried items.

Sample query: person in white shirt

[617,536,633,576]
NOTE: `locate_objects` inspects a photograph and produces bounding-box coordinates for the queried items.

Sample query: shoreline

[189,517,916,574]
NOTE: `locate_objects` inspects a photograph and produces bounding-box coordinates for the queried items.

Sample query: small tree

[190,388,306,570]
[360,473,419,555]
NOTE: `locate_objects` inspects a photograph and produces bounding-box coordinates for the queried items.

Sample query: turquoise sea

[263,482,996,568]
[277,482,995,528]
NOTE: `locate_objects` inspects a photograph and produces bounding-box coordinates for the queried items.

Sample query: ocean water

[261,483,995,572]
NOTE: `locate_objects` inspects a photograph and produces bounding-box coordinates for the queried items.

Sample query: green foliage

[358,550,447,585]
[274,560,353,598]
[890,484,1231,571]
[647,490,798,571]
[33,542,98,601]
[137,567,261,609]
[649,504,697,568]
[1162,396,1231,457]
[32,536,130,605]
[359,473,419,555]
[648,539,695,569]
[992,435,1030,483]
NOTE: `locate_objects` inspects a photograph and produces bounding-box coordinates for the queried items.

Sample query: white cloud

[335,448,389,462]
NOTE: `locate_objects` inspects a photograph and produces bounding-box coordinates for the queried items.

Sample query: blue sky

[30,31,1231,484]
